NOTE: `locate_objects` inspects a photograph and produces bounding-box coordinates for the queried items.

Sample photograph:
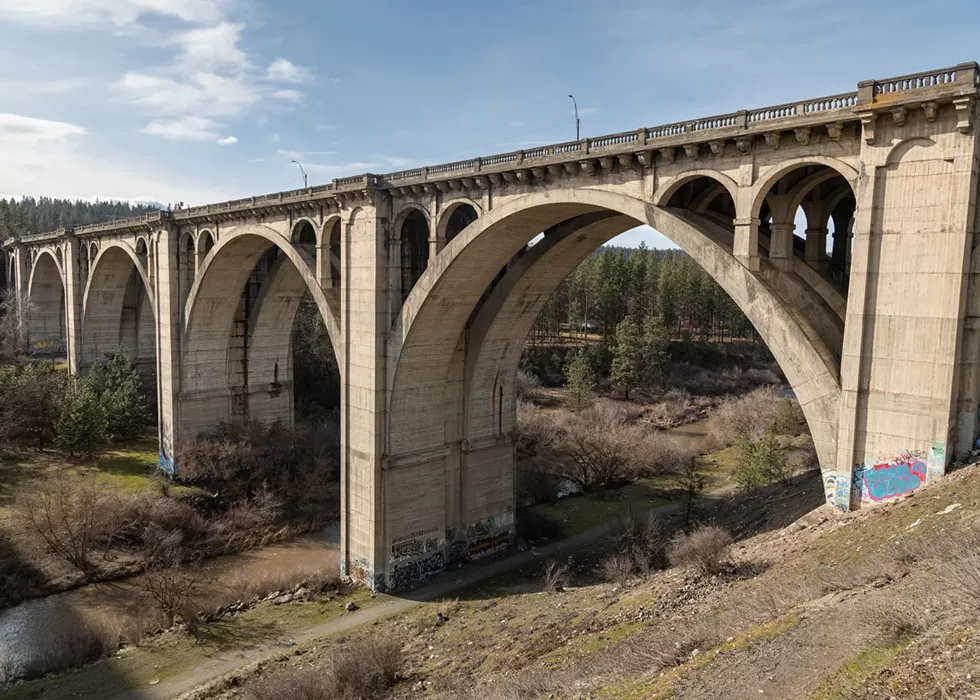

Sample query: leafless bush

[646,433,702,474]
[515,401,555,461]
[645,389,711,429]
[13,473,101,577]
[548,403,656,491]
[542,558,571,594]
[601,554,634,588]
[706,386,784,449]
[613,511,668,574]
[933,531,980,625]
[244,638,402,700]
[515,369,541,401]
[137,564,199,628]
[667,525,733,577]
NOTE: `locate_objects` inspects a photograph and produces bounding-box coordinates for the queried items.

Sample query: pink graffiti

[857,453,926,502]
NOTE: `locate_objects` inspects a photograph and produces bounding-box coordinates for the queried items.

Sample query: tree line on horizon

[530,245,756,346]
[0,197,161,240]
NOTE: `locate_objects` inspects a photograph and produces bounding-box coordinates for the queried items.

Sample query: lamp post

[568,94,580,141]
[291,160,308,188]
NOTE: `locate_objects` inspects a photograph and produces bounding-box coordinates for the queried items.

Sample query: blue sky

[1,0,978,248]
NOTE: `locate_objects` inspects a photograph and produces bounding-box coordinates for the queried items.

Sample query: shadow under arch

[388,188,842,481]
[81,243,156,373]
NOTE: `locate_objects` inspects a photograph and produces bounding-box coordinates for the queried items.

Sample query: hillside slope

[191,463,980,700]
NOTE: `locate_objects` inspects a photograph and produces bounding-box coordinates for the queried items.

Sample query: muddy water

[0,524,340,676]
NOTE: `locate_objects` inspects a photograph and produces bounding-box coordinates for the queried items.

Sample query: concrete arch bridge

[7,62,980,590]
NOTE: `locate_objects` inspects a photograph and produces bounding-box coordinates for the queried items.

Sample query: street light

[291,160,308,188]
[568,94,580,141]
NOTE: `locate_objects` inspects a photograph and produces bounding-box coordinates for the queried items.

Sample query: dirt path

[112,494,699,700]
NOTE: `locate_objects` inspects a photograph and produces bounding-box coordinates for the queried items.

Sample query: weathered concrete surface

[7,62,980,589]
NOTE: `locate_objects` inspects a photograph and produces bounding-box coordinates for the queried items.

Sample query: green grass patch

[807,638,911,700]
[527,476,674,537]
[597,611,802,700]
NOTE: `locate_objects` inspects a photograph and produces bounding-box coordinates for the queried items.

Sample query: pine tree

[611,317,642,400]
[563,350,595,411]
[56,378,107,457]
[640,314,671,390]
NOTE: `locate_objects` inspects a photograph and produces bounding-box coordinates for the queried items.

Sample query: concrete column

[804,227,828,272]
[733,217,760,271]
[154,225,182,474]
[428,236,438,265]
[10,243,28,337]
[62,236,83,374]
[837,104,979,511]
[768,222,795,271]
[340,196,390,589]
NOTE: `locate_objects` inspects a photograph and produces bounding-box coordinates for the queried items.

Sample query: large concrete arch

[26,249,65,351]
[389,188,842,474]
[180,227,340,437]
[81,243,156,369]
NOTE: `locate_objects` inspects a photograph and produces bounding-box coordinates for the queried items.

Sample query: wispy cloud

[273,89,304,103]
[142,115,236,143]
[266,58,312,84]
[0,0,228,28]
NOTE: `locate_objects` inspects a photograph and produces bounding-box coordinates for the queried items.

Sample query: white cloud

[119,71,259,118]
[142,115,234,143]
[0,113,86,144]
[0,0,228,28]
[276,148,304,160]
[172,22,247,70]
[266,58,312,84]
[274,89,304,103]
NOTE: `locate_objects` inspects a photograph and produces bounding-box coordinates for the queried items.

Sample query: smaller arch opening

[444,203,479,245]
[199,231,215,257]
[400,209,430,302]
[665,176,737,251]
[293,220,317,261]
[135,238,148,268]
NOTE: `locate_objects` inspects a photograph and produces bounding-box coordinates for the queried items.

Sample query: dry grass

[244,638,402,700]
[667,525,733,577]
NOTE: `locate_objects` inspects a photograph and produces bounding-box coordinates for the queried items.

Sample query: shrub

[734,429,790,490]
[706,386,784,449]
[517,508,564,543]
[542,558,571,594]
[771,397,801,436]
[0,362,64,451]
[613,510,668,574]
[86,345,151,442]
[244,638,402,700]
[515,369,541,401]
[138,564,199,628]
[549,403,655,491]
[515,401,555,461]
[14,474,101,576]
[668,525,733,577]
[601,553,635,588]
[55,377,108,457]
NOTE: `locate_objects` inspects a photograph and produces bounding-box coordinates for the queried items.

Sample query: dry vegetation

[170,461,980,700]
